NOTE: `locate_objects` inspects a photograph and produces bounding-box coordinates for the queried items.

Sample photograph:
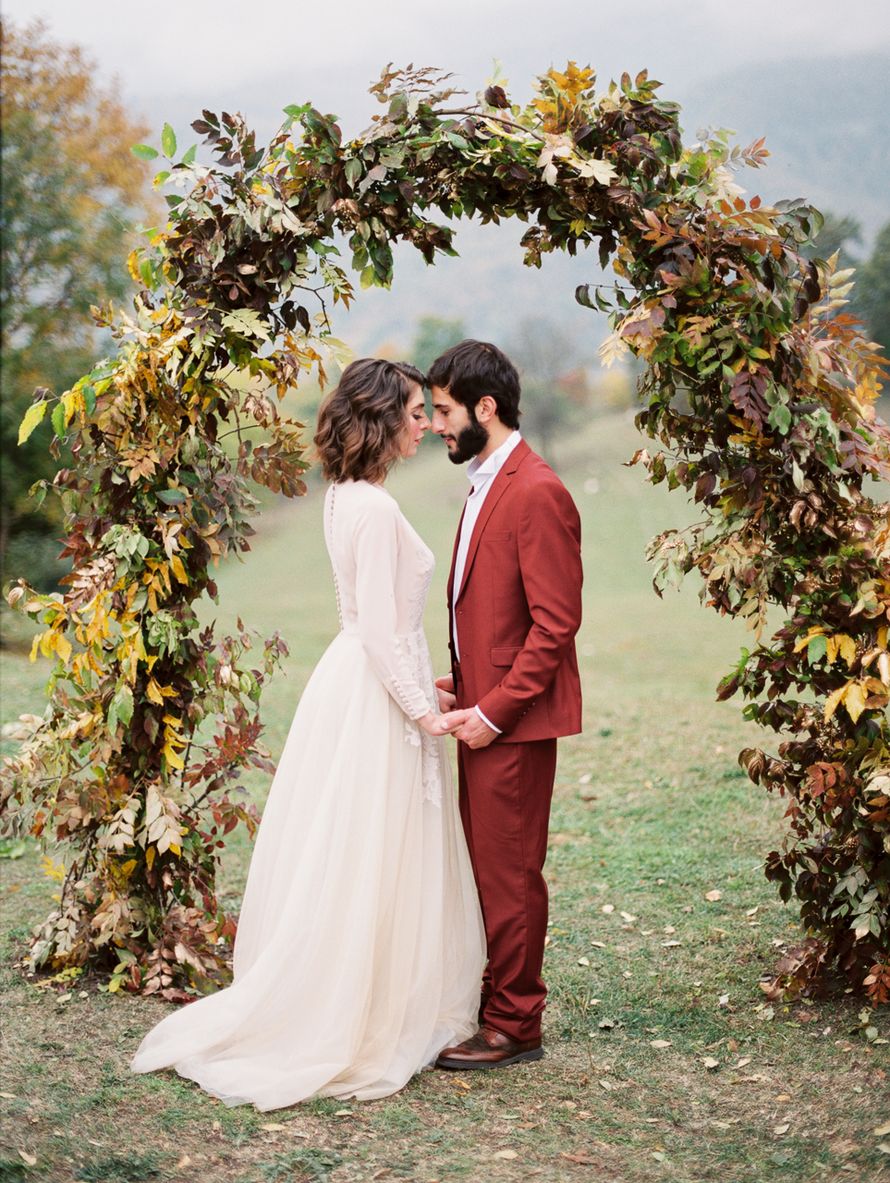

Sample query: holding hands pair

[416,674,498,749]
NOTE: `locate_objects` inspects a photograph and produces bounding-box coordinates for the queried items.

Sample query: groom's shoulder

[516,446,574,496]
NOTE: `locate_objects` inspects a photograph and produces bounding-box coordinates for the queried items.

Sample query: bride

[131,358,486,1109]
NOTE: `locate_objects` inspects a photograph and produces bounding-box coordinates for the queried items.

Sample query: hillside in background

[333,52,889,355]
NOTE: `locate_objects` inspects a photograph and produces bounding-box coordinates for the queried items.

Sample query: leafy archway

[4,63,889,1003]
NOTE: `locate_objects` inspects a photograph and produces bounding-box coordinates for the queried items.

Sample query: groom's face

[430,385,489,465]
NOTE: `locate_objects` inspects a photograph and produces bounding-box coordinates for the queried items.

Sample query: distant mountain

[294,53,890,355]
[675,52,890,240]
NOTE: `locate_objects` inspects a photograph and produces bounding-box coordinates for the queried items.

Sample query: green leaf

[161,123,177,157]
[807,635,828,664]
[18,401,48,445]
[181,144,197,166]
[344,158,362,187]
[82,386,97,417]
[112,684,134,728]
[131,143,159,161]
[156,488,187,506]
[768,403,792,434]
[51,402,67,439]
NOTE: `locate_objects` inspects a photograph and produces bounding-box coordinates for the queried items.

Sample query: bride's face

[399,384,431,459]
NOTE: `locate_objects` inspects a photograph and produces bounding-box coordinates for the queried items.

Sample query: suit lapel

[455,439,530,604]
[446,502,467,610]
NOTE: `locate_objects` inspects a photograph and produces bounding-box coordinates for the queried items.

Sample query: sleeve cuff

[474,705,502,734]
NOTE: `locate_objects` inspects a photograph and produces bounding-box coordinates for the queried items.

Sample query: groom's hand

[435,673,456,713]
[439,708,474,734]
[454,712,498,750]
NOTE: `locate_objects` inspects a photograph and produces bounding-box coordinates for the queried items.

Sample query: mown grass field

[1,411,888,1183]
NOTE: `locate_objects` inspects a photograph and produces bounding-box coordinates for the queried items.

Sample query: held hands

[423,676,500,748]
[417,709,473,738]
[451,712,498,750]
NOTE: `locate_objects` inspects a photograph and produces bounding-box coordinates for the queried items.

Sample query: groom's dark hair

[427,340,521,429]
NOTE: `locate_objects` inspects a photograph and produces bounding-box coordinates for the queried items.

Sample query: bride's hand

[417,709,472,737]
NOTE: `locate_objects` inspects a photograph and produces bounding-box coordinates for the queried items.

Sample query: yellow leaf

[824,684,847,722]
[169,555,188,584]
[168,843,181,857]
[146,678,164,705]
[18,400,49,445]
[54,632,72,665]
[120,859,137,876]
[145,845,156,870]
[843,682,867,723]
[837,635,857,667]
[163,745,185,771]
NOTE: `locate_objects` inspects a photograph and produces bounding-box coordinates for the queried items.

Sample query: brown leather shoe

[435,1025,543,1070]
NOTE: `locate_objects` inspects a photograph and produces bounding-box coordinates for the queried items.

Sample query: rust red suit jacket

[447,438,583,742]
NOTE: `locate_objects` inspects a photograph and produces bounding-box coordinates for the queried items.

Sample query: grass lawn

[1,411,888,1183]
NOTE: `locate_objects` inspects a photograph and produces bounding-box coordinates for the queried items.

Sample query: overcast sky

[6,0,890,142]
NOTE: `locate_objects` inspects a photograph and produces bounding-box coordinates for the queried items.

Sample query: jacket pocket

[490,645,522,667]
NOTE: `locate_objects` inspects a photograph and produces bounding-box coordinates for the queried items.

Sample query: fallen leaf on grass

[176,1156,192,1170]
[650,1039,672,1049]
[704,890,722,902]
[561,1153,598,1165]
[494,1149,518,1160]
[598,1019,616,1029]
[735,1057,752,1068]
[620,911,637,923]
[875,1120,890,1137]
[453,1078,472,1090]
[591,941,606,949]
[261,1123,288,1132]
[0,1092,16,1100]
[599,1079,613,1091]
[334,1108,352,1117]
[662,940,682,948]
[577,957,590,967]
[19,1151,36,1166]
[774,1123,790,1135]
[663,925,676,934]
[878,1142,890,1156]
[702,1057,719,1070]
[602,904,615,914]
[775,1094,791,1103]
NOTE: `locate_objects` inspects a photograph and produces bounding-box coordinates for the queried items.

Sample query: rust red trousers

[457,737,558,1043]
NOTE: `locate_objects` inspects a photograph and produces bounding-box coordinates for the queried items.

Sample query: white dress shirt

[452,430,523,732]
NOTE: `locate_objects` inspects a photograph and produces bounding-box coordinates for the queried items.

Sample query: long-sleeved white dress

[130,479,486,1109]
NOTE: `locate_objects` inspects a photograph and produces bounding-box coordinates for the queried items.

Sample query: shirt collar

[467,430,522,488]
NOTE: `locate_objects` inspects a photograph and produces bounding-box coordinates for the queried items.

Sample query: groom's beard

[446,414,489,464]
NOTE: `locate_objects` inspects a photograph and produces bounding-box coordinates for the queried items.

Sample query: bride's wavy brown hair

[314,358,425,483]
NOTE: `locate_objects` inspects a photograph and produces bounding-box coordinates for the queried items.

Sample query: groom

[429,340,583,1069]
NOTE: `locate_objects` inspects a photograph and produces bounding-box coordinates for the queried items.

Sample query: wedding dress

[131,479,486,1108]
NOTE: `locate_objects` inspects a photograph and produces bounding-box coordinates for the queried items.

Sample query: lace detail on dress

[398,627,442,808]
